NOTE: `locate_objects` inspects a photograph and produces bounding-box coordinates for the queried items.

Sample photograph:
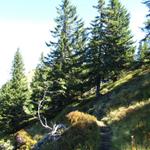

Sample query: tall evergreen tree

[45,0,87,106]
[0,49,30,132]
[87,0,106,97]
[140,0,150,60]
[66,19,87,99]
[104,0,134,81]
[143,0,150,39]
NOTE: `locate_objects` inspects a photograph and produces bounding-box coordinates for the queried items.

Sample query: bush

[66,110,97,126]
[0,139,14,150]
[46,111,100,150]
[15,129,36,150]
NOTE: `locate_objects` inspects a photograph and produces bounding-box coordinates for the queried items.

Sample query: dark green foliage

[45,0,87,107]
[41,111,100,150]
[65,20,88,99]
[0,49,30,133]
[86,0,106,97]
[31,53,52,113]
[143,0,150,39]
[0,1,150,149]
[140,0,150,61]
[86,0,134,97]
[10,49,30,109]
[104,0,134,81]
[138,40,150,61]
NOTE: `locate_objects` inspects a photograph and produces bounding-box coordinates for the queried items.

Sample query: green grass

[110,102,150,150]
[41,111,101,150]
[94,64,150,150]
[1,64,150,150]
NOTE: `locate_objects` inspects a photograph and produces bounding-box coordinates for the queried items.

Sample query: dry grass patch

[45,111,101,150]
[102,99,150,124]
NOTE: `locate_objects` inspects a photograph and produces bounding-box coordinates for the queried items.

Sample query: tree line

[0,0,149,134]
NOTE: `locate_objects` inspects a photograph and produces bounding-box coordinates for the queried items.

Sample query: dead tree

[33,91,67,150]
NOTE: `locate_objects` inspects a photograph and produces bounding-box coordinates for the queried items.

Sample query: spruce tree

[87,0,106,97]
[104,0,134,81]
[138,0,150,62]
[45,0,87,106]
[0,49,30,132]
[143,0,150,39]
[66,19,87,99]
[0,82,12,132]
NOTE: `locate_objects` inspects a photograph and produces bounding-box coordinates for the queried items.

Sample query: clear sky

[0,0,148,87]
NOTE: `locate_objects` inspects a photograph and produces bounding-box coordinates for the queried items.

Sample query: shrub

[66,110,97,126]
[15,129,36,150]
[0,139,14,150]
[52,111,100,150]
[39,111,101,150]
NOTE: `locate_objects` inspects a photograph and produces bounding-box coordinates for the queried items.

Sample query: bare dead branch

[37,91,52,131]
[34,90,68,150]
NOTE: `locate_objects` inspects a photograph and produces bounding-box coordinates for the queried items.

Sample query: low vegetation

[0,0,150,149]
[40,111,101,150]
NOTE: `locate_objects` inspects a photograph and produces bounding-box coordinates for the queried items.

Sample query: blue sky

[0,0,148,87]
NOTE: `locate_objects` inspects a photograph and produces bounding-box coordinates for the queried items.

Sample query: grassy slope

[1,64,150,150]
[94,64,150,150]
[33,64,150,150]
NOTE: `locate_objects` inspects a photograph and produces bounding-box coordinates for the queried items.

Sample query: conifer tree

[66,19,87,99]
[87,0,106,97]
[0,49,30,132]
[45,0,87,106]
[141,0,150,60]
[0,82,12,132]
[104,0,134,81]
[143,0,150,39]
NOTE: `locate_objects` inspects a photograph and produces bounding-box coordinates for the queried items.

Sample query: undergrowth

[41,111,100,150]
[1,64,149,150]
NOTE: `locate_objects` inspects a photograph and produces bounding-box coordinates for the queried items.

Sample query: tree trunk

[96,76,101,98]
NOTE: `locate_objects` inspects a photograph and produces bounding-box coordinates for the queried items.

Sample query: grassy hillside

[0,64,150,150]
[94,64,150,150]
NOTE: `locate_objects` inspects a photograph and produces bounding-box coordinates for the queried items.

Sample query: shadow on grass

[97,70,150,114]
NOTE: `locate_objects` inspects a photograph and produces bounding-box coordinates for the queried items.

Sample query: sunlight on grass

[101,65,150,95]
[102,99,150,124]
[42,111,101,150]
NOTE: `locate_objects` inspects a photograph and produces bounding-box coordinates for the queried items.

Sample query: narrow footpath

[99,125,112,150]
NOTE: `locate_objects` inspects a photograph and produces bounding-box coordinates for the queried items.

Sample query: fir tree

[45,0,87,106]
[143,0,150,39]
[66,19,88,99]
[0,49,30,132]
[141,0,150,60]
[0,82,12,132]
[104,0,134,81]
[87,0,106,97]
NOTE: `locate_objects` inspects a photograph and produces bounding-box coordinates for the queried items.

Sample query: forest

[0,0,150,149]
